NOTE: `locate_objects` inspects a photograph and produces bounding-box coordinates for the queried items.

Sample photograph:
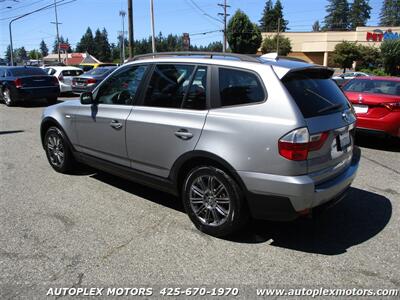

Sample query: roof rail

[129,51,261,63]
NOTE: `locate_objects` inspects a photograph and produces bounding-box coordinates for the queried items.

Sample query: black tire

[3,88,15,106]
[182,166,248,237]
[44,126,76,173]
[47,97,58,105]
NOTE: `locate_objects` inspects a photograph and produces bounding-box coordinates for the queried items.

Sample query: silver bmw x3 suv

[41,52,360,237]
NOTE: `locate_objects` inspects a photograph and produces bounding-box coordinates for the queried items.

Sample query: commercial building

[262,26,400,66]
[43,52,100,66]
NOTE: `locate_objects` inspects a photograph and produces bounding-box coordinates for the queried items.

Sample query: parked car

[80,63,118,72]
[343,76,400,137]
[72,66,117,94]
[333,72,370,87]
[0,66,59,106]
[40,52,360,237]
[44,66,83,94]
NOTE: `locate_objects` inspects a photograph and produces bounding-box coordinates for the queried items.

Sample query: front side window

[96,65,147,105]
[143,64,196,109]
[218,68,265,107]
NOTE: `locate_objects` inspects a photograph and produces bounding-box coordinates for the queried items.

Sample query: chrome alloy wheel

[47,133,65,167]
[3,89,11,106]
[189,175,231,226]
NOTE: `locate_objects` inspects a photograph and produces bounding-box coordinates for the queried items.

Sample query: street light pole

[150,0,156,53]
[119,10,126,63]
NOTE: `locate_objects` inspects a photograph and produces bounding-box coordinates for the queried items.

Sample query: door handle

[110,120,123,129]
[174,129,193,140]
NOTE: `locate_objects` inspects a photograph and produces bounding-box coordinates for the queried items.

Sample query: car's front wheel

[182,166,248,237]
[44,126,76,173]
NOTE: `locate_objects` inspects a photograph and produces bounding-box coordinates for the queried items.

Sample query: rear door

[282,69,356,183]
[74,64,148,166]
[126,64,209,177]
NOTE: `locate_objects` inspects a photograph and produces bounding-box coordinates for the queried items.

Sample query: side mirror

[80,92,94,105]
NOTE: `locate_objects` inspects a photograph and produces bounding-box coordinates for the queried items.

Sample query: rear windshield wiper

[317,103,343,114]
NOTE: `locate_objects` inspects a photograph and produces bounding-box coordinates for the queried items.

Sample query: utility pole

[52,0,61,62]
[150,0,156,53]
[218,0,230,52]
[119,10,126,63]
[128,0,134,58]
[276,18,280,55]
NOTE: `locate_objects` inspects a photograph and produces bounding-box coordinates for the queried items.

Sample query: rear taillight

[14,78,22,88]
[383,102,400,111]
[52,76,59,86]
[58,74,64,82]
[86,78,96,84]
[278,127,329,161]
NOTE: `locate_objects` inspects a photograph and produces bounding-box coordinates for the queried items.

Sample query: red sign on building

[59,43,69,50]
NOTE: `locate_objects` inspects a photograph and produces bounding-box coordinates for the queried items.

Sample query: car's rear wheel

[44,126,76,173]
[3,88,15,106]
[182,166,248,237]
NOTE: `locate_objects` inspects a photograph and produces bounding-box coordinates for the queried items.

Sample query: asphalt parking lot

[1,96,399,299]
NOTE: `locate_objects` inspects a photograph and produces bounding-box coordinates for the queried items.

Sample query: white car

[332,72,370,86]
[44,66,84,93]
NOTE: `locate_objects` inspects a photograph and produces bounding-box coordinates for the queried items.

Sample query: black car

[72,66,117,93]
[0,66,60,106]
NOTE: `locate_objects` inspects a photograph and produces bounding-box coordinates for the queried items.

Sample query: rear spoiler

[273,65,335,80]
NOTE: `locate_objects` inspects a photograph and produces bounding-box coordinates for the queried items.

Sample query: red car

[342,76,400,138]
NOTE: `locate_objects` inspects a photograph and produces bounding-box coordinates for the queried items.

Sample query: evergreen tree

[259,0,275,32]
[349,0,371,29]
[39,40,49,57]
[93,28,111,62]
[65,38,72,53]
[227,10,262,54]
[16,47,28,63]
[380,0,400,26]
[312,20,321,32]
[273,0,288,32]
[93,28,102,58]
[323,0,350,31]
[76,27,95,54]
[5,45,13,63]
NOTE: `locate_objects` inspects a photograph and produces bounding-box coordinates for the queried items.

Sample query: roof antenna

[260,52,278,60]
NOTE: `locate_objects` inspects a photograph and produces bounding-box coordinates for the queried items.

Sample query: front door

[74,65,148,166]
[126,64,209,177]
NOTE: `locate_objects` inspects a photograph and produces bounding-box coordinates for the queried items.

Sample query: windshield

[10,68,47,76]
[85,67,116,76]
[343,79,400,96]
[282,70,350,118]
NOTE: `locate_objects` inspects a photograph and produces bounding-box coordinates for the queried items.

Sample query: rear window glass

[343,79,400,96]
[62,70,83,76]
[282,70,350,118]
[10,68,46,76]
[86,67,116,76]
[219,68,265,107]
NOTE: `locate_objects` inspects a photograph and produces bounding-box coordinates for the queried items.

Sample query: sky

[0,0,384,58]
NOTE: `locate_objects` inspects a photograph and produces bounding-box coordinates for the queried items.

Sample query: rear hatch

[282,68,356,184]
[62,69,84,85]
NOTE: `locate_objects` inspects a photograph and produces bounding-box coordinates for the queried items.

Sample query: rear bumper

[71,85,95,93]
[239,147,361,221]
[356,112,400,137]
[15,87,59,101]
[60,82,72,93]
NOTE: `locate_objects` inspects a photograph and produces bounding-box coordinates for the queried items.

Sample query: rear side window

[343,79,400,96]
[10,68,46,76]
[62,70,83,77]
[282,70,350,118]
[218,68,265,107]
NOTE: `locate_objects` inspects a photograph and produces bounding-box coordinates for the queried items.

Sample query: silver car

[40,52,360,237]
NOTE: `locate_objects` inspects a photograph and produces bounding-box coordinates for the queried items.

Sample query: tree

[349,0,371,29]
[312,20,321,32]
[356,45,381,70]
[259,0,288,32]
[259,0,275,32]
[380,39,400,75]
[227,10,262,54]
[380,0,400,26]
[28,49,42,60]
[14,47,28,63]
[65,38,72,53]
[5,45,13,63]
[273,0,288,32]
[40,40,48,57]
[332,41,360,72]
[75,27,95,54]
[261,35,292,55]
[323,0,350,31]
